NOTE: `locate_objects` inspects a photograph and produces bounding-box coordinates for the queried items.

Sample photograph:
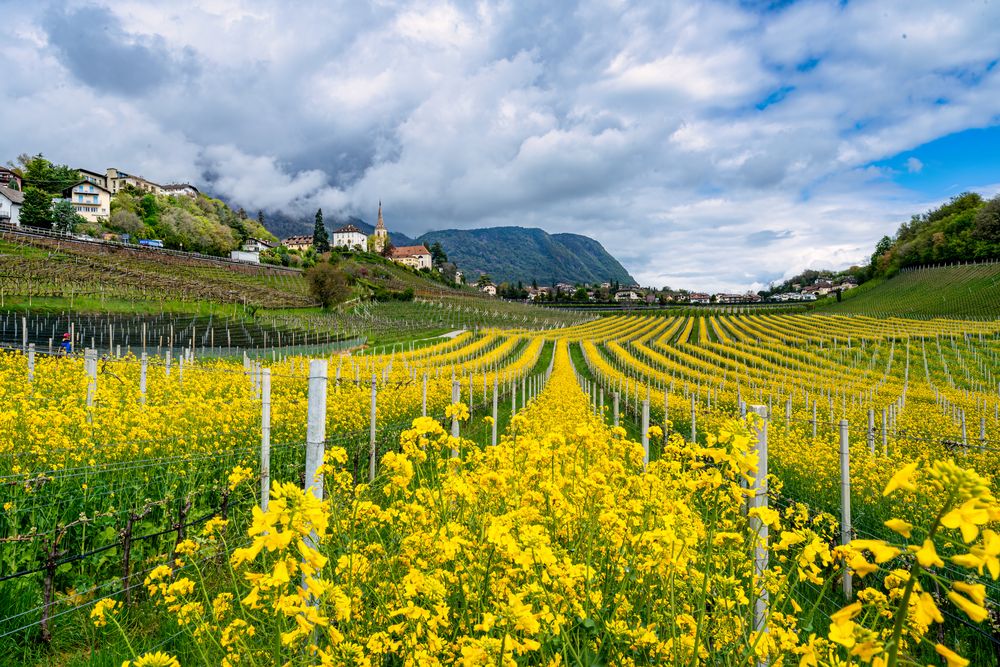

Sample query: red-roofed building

[390,245,432,270]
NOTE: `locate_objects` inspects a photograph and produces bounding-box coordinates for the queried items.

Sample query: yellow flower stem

[107,610,137,661]
[885,494,952,667]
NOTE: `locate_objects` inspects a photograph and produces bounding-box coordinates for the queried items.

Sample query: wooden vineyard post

[261,368,271,511]
[305,360,328,509]
[840,419,853,600]
[747,404,769,661]
[369,375,378,481]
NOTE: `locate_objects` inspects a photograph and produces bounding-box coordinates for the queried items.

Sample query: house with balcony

[62,181,111,222]
[0,168,23,191]
[0,185,23,226]
[282,235,313,252]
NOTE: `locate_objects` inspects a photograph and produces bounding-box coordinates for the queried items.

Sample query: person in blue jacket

[60,333,72,355]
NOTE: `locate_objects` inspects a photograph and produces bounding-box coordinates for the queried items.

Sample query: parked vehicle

[139,239,164,248]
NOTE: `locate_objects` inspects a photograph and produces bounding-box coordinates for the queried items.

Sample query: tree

[430,241,448,267]
[971,195,1000,241]
[52,199,83,232]
[313,208,330,253]
[257,210,265,227]
[380,239,395,258]
[17,154,80,196]
[476,273,492,287]
[19,187,53,228]
[306,262,351,308]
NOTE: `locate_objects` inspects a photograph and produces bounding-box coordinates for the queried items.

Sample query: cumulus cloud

[1,0,999,291]
[906,157,924,173]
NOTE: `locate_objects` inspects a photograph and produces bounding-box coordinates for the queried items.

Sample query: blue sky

[1,0,998,291]
[870,126,1000,198]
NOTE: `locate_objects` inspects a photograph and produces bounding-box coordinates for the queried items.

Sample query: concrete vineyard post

[840,419,853,600]
[491,378,498,446]
[882,408,888,455]
[140,353,147,404]
[305,360,328,503]
[748,404,769,658]
[641,398,650,466]
[690,393,696,443]
[369,375,378,481]
[422,373,427,417]
[85,349,97,410]
[27,343,34,383]
[261,368,271,511]
[451,380,460,457]
[613,392,620,427]
[511,379,517,417]
[867,408,875,454]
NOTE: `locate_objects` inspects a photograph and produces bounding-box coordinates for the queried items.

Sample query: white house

[614,290,642,302]
[242,238,274,252]
[163,183,199,197]
[332,224,367,250]
[0,185,23,226]
[481,283,497,296]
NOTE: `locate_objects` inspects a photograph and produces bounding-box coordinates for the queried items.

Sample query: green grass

[820,261,1000,318]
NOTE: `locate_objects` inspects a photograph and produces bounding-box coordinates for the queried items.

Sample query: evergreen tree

[257,210,265,227]
[19,187,53,228]
[52,199,82,232]
[313,208,330,253]
[430,241,448,266]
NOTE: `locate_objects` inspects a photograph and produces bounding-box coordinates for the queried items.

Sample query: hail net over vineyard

[1,312,999,664]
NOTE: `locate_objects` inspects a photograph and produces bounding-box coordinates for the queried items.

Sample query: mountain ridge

[263,212,635,285]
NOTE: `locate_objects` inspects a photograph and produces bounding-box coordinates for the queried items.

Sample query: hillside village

[0,155,865,307]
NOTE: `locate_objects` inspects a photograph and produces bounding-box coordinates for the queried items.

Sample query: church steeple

[372,200,388,252]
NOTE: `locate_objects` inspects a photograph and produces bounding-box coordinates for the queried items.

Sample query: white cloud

[906,157,924,173]
[2,0,999,291]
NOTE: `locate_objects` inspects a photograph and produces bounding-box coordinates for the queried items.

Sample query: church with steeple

[371,201,389,253]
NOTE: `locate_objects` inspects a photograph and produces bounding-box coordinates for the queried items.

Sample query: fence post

[748,405,769,655]
[511,379,517,417]
[165,349,172,377]
[140,353,147,404]
[613,391,620,427]
[981,416,987,452]
[369,374,378,481]
[305,360,328,504]
[812,401,817,438]
[641,398,650,466]
[27,343,34,382]
[21,315,27,352]
[491,377,498,446]
[451,379,460,457]
[261,368,271,511]
[840,419,853,600]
